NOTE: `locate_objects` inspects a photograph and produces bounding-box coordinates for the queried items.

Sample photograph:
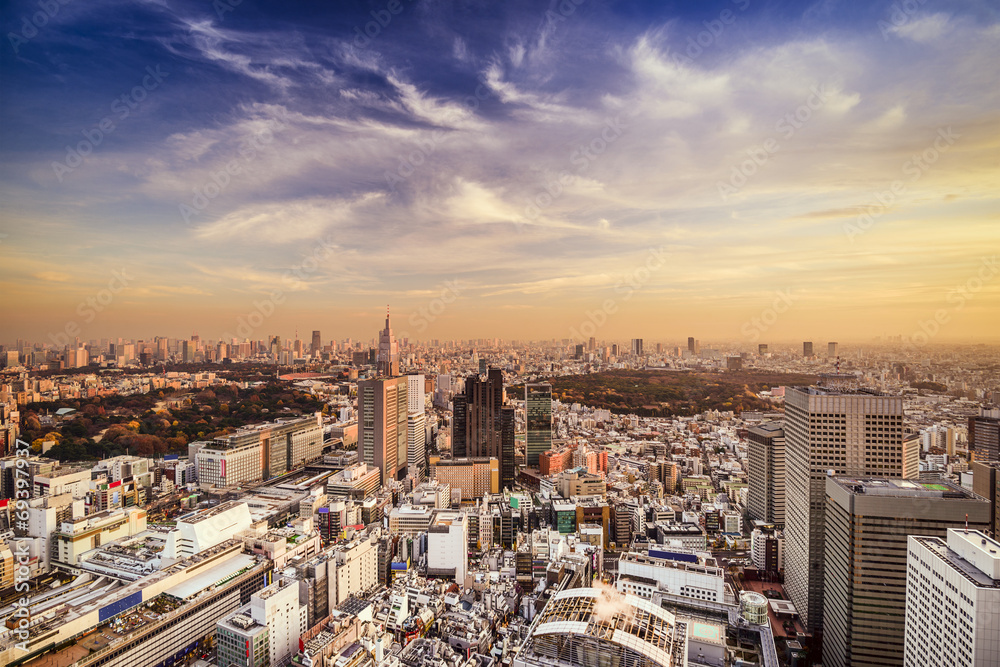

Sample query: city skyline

[2,1,999,344]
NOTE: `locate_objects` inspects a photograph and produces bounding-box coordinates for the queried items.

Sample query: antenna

[965,513,968,534]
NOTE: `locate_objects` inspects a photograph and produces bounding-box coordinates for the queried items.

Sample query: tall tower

[357,376,408,485]
[525,383,552,467]
[464,368,505,459]
[311,330,322,355]
[746,421,785,527]
[376,306,399,377]
[501,406,516,491]
[784,383,904,636]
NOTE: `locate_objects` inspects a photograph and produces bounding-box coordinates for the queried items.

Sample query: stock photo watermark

[901,256,997,351]
[179,109,291,225]
[718,85,831,201]
[10,440,33,651]
[48,269,134,347]
[877,0,930,40]
[222,235,338,340]
[7,0,74,54]
[844,126,959,242]
[666,0,751,67]
[569,246,669,340]
[51,66,169,183]
[741,290,797,342]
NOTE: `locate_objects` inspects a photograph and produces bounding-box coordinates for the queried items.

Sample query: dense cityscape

[3,0,999,666]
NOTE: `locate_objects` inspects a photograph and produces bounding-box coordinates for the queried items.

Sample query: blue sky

[2,0,999,345]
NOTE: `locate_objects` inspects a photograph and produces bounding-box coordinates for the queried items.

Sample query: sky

[1,0,999,346]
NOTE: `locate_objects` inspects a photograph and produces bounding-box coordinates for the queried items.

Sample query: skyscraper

[452,393,468,459]
[407,374,425,415]
[407,411,426,482]
[784,382,905,635]
[376,307,399,376]
[358,376,408,484]
[463,367,504,459]
[823,477,990,667]
[687,336,695,354]
[827,341,838,357]
[758,343,768,356]
[746,421,785,527]
[803,341,813,357]
[969,407,1000,461]
[501,405,516,491]
[311,330,321,355]
[904,529,1000,667]
[525,383,552,467]
[630,338,643,356]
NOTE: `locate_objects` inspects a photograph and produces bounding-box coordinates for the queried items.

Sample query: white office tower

[408,374,425,414]
[407,411,426,481]
[427,511,468,585]
[216,578,307,667]
[905,530,1000,667]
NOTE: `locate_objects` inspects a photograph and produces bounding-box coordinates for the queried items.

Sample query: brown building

[358,376,408,485]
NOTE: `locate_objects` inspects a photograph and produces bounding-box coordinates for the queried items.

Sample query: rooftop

[829,476,976,499]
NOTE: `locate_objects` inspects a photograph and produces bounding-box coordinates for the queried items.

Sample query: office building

[746,421,785,527]
[376,307,399,377]
[500,405,516,491]
[904,529,1000,667]
[407,411,426,482]
[525,383,552,467]
[327,463,382,500]
[461,367,504,459]
[969,407,1000,461]
[823,477,990,667]
[427,511,469,584]
[828,341,838,357]
[358,376,408,484]
[687,337,695,354]
[784,383,905,634]
[216,578,307,667]
[758,343,768,356]
[430,456,498,501]
[407,374,425,414]
[631,338,643,356]
[451,393,468,459]
[311,330,321,355]
[802,341,813,357]
[617,550,728,604]
[971,460,1000,537]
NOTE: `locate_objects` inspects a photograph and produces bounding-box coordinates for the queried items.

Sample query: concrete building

[332,532,379,605]
[429,456,498,501]
[746,421,785,527]
[784,383,905,634]
[358,376,408,485]
[971,460,1000,537]
[427,511,468,584]
[327,463,382,500]
[407,411,426,482]
[969,407,1000,461]
[387,505,435,537]
[525,383,552,467]
[52,507,147,569]
[617,550,729,605]
[904,529,1000,667]
[823,477,991,667]
[217,578,307,667]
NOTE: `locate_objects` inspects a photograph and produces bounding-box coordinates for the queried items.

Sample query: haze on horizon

[2,0,998,346]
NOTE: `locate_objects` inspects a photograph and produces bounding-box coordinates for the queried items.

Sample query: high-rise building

[427,511,469,584]
[464,368,505,459]
[501,405,516,491]
[452,393,468,459]
[310,330,321,355]
[631,338,643,356]
[904,529,1000,667]
[971,460,1000,537]
[823,477,991,667]
[407,374,425,415]
[376,307,399,376]
[588,336,596,351]
[746,421,785,527]
[758,343,768,356]
[969,407,1000,461]
[407,411,426,482]
[828,341,838,357]
[784,383,905,634]
[358,376,408,484]
[525,383,552,467]
[802,341,813,357]
[687,336,695,354]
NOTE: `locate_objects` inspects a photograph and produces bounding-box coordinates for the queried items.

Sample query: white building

[332,532,379,605]
[617,550,727,603]
[195,440,261,488]
[905,530,1000,667]
[407,411,426,481]
[427,511,468,585]
[217,578,307,667]
[408,374,425,414]
[162,501,253,561]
